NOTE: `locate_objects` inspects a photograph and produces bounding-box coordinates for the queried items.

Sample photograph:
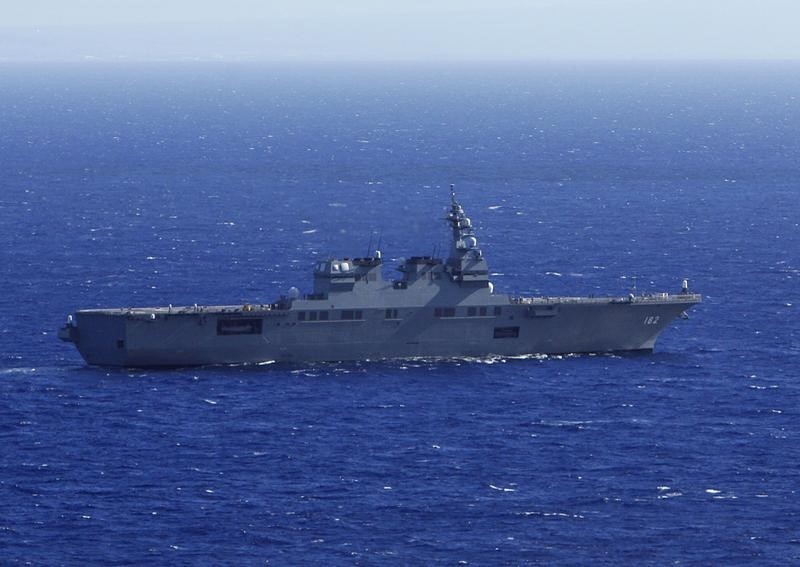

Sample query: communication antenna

[365,231,373,258]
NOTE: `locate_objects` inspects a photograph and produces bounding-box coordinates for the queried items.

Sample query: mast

[445,184,490,284]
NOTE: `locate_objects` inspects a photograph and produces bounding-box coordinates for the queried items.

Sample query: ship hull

[61,296,699,367]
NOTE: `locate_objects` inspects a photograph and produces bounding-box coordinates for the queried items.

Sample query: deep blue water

[1,62,798,564]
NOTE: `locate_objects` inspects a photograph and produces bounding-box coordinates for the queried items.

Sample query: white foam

[657,492,683,499]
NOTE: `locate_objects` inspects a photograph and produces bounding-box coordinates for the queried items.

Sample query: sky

[1,0,799,62]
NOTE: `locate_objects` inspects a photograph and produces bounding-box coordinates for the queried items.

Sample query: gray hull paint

[60,190,700,367]
[63,296,699,367]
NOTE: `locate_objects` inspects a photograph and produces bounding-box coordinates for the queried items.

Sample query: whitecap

[302,229,317,234]
[489,484,516,492]
[657,492,683,499]
[519,511,584,519]
[0,367,38,375]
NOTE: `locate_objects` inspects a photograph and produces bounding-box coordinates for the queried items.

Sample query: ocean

[0,62,798,564]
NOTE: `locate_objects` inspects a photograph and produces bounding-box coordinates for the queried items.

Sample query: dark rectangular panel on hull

[217,318,263,336]
[493,326,520,339]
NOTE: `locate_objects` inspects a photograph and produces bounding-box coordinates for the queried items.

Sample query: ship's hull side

[66,298,697,367]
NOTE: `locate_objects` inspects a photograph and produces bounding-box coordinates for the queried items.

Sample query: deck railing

[510,293,702,305]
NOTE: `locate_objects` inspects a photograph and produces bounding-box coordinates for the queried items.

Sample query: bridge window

[467,307,476,317]
[385,309,399,319]
[479,307,487,316]
[494,307,502,316]
[319,311,329,321]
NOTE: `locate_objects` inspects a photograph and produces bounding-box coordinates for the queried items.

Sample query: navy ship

[59,187,701,367]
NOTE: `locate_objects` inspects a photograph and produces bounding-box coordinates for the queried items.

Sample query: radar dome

[288,287,300,299]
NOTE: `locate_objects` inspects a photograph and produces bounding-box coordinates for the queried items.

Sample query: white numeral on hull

[643,315,660,325]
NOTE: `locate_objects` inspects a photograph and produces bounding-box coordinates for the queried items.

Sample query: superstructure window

[217,318,263,335]
[467,307,476,317]
[494,307,502,316]
[319,311,329,321]
[479,307,487,316]
[385,309,399,319]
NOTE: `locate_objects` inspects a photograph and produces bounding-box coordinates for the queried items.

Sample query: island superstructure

[59,187,701,367]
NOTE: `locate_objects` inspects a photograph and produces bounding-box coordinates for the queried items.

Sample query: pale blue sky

[2,0,799,62]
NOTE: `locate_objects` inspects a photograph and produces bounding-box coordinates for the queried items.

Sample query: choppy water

[1,62,798,564]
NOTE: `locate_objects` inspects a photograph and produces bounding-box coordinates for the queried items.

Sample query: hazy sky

[2,0,799,62]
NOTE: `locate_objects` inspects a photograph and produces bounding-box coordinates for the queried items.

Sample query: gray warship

[59,187,701,367]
